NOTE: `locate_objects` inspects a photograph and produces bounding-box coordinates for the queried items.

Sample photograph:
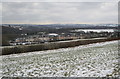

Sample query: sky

[1,2,118,24]
[1,0,119,2]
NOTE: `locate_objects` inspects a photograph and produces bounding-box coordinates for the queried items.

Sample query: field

[1,40,119,77]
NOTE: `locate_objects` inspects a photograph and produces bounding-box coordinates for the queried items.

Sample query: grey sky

[2,2,118,24]
[1,0,119,2]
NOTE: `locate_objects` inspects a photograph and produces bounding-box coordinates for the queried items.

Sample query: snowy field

[1,40,119,77]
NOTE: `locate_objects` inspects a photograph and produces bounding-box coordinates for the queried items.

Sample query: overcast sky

[1,0,119,2]
[2,2,118,24]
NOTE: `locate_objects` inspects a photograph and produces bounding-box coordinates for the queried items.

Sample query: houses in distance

[9,29,118,46]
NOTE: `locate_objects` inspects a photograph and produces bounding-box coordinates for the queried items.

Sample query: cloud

[0,3,2,24]
[1,0,119,2]
[2,2,118,24]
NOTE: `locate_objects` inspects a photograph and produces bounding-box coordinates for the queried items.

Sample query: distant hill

[30,24,118,29]
[2,26,21,46]
[1,24,118,46]
[2,26,21,34]
[3,24,118,29]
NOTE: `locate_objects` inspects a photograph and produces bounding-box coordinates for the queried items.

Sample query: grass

[1,40,119,77]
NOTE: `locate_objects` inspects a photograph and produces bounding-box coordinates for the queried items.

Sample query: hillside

[1,40,119,77]
[1,24,119,46]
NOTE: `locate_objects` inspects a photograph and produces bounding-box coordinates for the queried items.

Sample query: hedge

[2,37,120,55]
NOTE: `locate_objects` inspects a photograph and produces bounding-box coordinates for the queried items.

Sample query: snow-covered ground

[1,40,119,77]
